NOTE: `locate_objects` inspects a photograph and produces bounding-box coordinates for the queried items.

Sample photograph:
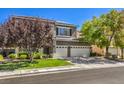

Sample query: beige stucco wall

[108,47,121,56]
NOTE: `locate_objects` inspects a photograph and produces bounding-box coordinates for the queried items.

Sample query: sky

[0,8,123,29]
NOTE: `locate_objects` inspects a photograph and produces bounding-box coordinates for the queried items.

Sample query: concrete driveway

[66,57,122,64]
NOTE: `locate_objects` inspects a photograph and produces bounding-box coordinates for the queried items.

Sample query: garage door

[71,46,90,57]
[54,46,67,58]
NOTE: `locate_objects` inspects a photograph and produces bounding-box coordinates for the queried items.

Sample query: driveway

[66,57,122,64]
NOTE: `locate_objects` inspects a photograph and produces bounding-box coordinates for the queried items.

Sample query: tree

[114,30,124,58]
[80,20,94,44]
[2,16,53,62]
[81,16,108,55]
[81,9,122,57]
[0,26,5,48]
[101,10,122,56]
[0,24,10,56]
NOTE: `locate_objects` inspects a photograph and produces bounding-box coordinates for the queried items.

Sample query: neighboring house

[0,16,91,58]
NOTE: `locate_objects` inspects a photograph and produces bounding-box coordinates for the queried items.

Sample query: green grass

[0,59,72,71]
[25,59,72,69]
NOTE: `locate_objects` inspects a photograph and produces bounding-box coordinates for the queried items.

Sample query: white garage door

[71,46,90,57]
[54,46,67,58]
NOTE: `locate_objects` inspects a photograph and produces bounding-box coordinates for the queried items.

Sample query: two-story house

[0,16,91,58]
[53,21,91,58]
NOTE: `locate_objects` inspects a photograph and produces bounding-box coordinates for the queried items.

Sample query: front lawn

[0,59,72,71]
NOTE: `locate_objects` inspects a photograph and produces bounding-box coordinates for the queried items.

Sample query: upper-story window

[56,27,72,36]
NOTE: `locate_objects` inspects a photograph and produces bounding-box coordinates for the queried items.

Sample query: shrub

[19,54,28,59]
[8,53,16,59]
[18,52,29,58]
[107,52,112,56]
[112,54,117,59]
[33,52,49,59]
[33,52,41,59]
[0,55,4,61]
[90,52,103,57]
[96,53,103,56]
[90,52,97,57]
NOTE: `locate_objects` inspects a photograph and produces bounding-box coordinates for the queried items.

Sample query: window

[56,28,58,35]
[56,27,73,36]
[70,29,72,36]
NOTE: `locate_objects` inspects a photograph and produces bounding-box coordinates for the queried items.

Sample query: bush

[105,52,112,59]
[112,54,117,59]
[33,52,49,59]
[0,55,4,61]
[8,53,16,59]
[33,52,41,59]
[90,52,97,57]
[18,52,29,58]
[90,52,103,57]
[19,54,28,59]
[41,53,49,58]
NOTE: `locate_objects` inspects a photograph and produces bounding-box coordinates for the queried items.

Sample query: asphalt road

[1,67,124,84]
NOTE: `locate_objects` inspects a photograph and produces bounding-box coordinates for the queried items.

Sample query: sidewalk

[1,62,124,78]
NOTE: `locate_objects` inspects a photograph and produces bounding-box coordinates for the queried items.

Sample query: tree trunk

[121,48,124,59]
[28,50,33,62]
[105,46,109,57]
[90,46,92,56]
[105,31,115,58]
[30,54,33,62]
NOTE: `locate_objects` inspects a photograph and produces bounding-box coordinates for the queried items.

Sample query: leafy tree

[2,16,53,62]
[0,24,9,55]
[80,20,95,44]
[0,26,5,48]
[101,10,122,56]
[81,9,122,57]
[114,30,124,58]
[81,16,108,55]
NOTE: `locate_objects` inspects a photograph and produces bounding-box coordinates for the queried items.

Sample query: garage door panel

[71,47,90,57]
[54,46,67,58]
[56,48,67,56]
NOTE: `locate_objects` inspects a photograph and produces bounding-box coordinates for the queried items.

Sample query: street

[0,66,124,84]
